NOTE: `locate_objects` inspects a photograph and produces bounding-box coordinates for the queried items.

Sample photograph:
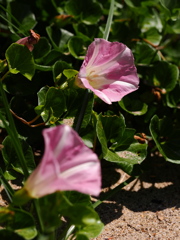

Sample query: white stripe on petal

[54,125,70,158]
[60,161,97,178]
[87,39,101,67]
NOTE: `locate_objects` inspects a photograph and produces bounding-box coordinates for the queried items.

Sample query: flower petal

[76,38,139,104]
[24,125,101,198]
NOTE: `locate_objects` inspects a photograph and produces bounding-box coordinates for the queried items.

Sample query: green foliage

[96,114,147,175]
[1,0,180,239]
[5,44,35,80]
[65,0,103,25]
[0,207,37,239]
[2,136,36,176]
[150,115,180,163]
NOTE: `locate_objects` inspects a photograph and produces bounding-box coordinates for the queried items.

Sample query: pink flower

[23,125,101,198]
[16,29,40,51]
[75,38,139,104]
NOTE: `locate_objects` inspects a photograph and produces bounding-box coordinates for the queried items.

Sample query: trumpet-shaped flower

[22,124,101,198]
[16,29,40,51]
[75,38,139,104]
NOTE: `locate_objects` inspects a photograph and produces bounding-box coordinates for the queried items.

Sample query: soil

[94,156,180,240]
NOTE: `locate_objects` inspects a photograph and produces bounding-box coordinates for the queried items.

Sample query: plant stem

[74,89,90,133]
[0,5,27,36]
[0,168,14,202]
[60,225,75,240]
[93,176,136,208]
[74,0,115,133]
[0,80,29,178]
[33,199,45,233]
[103,0,115,40]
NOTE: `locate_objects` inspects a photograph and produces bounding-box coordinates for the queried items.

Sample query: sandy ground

[94,157,180,240]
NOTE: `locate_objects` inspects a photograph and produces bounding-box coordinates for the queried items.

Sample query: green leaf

[134,42,160,64]
[7,2,37,33]
[141,9,163,33]
[76,221,104,239]
[5,44,35,80]
[160,0,180,13]
[153,61,179,91]
[36,87,66,123]
[76,234,89,240]
[2,136,36,175]
[124,0,136,8]
[64,191,92,207]
[150,115,180,163]
[33,37,51,59]
[35,86,49,118]
[3,73,43,96]
[62,204,102,227]
[79,92,94,129]
[37,193,66,232]
[63,69,78,79]
[166,84,180,108]
[96,115,147,175]
[104,143,147,175]
[0,59,7,73]
[45,87,66,118]
[15,227,37,240]
[159,0,171,18]
[37,86,49,106]
[0,207,37,239]
[144,27,162,46]
[119,95,148,116]
[42,50,64,65]
[98,113,126,143]
[46,25,73,52]
[65,0,103,25]
[68,36,85,59]
[53,61,72,85]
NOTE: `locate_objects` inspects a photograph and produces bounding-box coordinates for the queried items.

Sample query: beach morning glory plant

[75,38,139,104]
[16,124,101,200]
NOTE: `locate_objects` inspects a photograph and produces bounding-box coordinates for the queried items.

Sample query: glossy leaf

[53,61,72,85]
[166,84,180,108]
[7,2,37,33]
[76,221,104,239]
[153,61,179,91]
[68,36,85,59]
[119,95,148,115]
[33,37,51,59]
[44,87,66,118]
[150,115,180,163]
[65,0,103,25]
[134,42,160,64]
[98,113,126,143]
[5,44,35,80]
[96,115,147,175]
[2,136,36,175]
[0,207,37,239]
[0,59,7,73]
[46,25,73,51]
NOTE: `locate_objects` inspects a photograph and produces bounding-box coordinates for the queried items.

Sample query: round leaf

[153,61,179,91]
[68,36,85,59]
[150,115,180,163]
[5,44,35,80]
[33,37,51,59]
[119,96,148,116]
